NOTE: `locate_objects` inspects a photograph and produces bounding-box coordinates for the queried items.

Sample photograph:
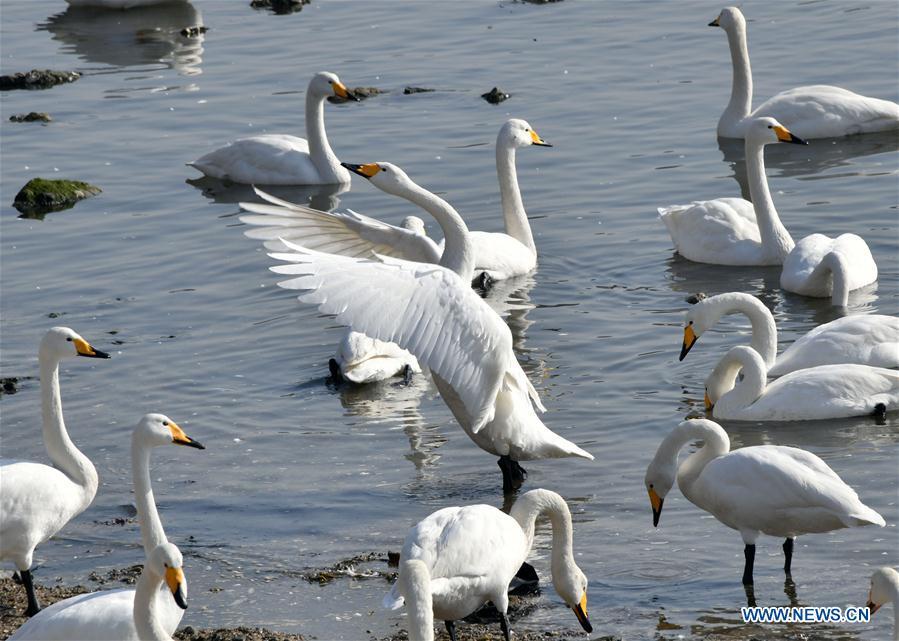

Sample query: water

[1,1,897,639]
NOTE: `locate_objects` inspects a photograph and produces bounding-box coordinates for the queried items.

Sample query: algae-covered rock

[9,112,52,123]
[403,86,435,95]
[481,87,510,104]
[13,178,101,218]
[0,69,80,91]
[249,0,309,15]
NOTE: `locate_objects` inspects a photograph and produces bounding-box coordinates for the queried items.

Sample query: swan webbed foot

[872,402,887,424]
[402,364,413,386]
[499,612,512,641]
[21,569,41,617]
[498,456,527,494]
[444,620,457,641]
[742,543,756,586]
[327,358,344,384]
[783,537,794,576]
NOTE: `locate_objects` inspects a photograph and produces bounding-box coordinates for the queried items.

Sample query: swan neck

[134,568,170,641]
[706,294,777,367]
[746,141,794,260]
[401,182,475,281]
[664,422,730,495]
[717,348,767,411]
[510,490,575,578]
[822,253,850,307]
[131,438,167,558]
[722,21,753,128]
[305,90,343,183]
[891,582,899,641]
[399,562,434,641]
[496,141,535,253]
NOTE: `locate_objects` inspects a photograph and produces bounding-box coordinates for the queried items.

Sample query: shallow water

[1,1,897,639]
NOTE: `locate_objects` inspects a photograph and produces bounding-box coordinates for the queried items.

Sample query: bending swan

[386,489,591,640]
[866,567,899,641]
[645,418,885,584]
[710,6,899,138]
[0,327,109,616]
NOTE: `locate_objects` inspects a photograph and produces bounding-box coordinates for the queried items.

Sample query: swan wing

[8,589,136,641]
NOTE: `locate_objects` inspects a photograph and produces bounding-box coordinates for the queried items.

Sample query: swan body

[659,118,804,265]
[189,72,356,185]
[705,345,899,421]
[9,414,204,640]
[334,329,421,384]
[0,328,109,616]
[386,489,591,638]
[867,567,899,641]
[711,7,899,139]
[780,233,878,307]
[679,292,899,376]
[645,419,885,583]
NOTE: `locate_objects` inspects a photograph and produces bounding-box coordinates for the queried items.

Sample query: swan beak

[679,325,697,361]
[649,487,664,527]
[332,81,359,102]
[341,162,381,179]
[168,422,205,450]
[74,338,110,359]
[572,593,592,632]
[708,15,720,27]
[867,600,881,615]
[704,390,713,411]
[774,125,808,145]
[166,567,188,610]
[530,129,552,147]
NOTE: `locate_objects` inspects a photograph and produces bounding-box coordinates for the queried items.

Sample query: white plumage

[780,233,878,307]
[867,567,899,641]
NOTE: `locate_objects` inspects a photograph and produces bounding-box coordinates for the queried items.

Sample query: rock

[13,178,102,218]
[481,87,510,104]
[1,378,19,396]
[180,25,208,37]
[0,69,80,91]
[9,112,52,123]
[249,0,309,15]
[403,86,435,95]
[328,86,382,104]
[685,292,707,305]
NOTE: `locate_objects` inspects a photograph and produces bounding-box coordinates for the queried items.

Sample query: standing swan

[644,419,885,584]
[710,7,899,138]
[189,72,358,185]
[385,489,592,640]
[678,292,899,376]
[0,327,109,616]
[8,414,204,640]
[866,567,899,641]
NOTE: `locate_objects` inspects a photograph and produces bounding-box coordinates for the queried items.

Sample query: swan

[703,345,899,421]
[11,542,188,641]
[8,413,204,640]
[710,6,899,138]
[644,418,885,585]
[189,71,358,185]
[0,327,109,616]
[240,118,551,283]
[679,292,899,376]
[780,232,878,307]
[385,489,592,640]
[65,0,187,7]
[658,117,806,266]
[867,567,899,641]
[265,161,593,492]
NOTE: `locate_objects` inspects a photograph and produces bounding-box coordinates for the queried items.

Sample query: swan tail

[847,504,886,528]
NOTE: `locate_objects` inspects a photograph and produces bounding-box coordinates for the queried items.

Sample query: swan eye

[688,320,693,325]
[162,421,169,426]
[66,337,73,342]
[649,483,654,488]
[767,125,772,129]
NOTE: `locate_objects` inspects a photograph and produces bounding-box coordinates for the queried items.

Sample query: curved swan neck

[399,561,434,641]
[400,182,475,281]
[658,421,730,494]
[703,294,777,367]
[131,439,167,558]
[304,91,344,183]
[496,138,535,254]
[38,353,97,497]
[745,141,795,260]
[721,19,753,131]
[821,253,850,307]
[715,347,768,411]
[510,490,575,574]
[133,569,170,641]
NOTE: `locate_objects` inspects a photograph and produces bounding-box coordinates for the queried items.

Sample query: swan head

[41,327,110,361]
[644,462,674,528]
[401,216,427,235]
[708,7,745,31]
[340,162,419,198]
[499,119,552,149]
[310,71,358,102]
[867,567,899,615]
[747,117,808,146]
[704,344,761,407]
[134,413,205,450]
[148,542,188,610]
[553,563,592,633]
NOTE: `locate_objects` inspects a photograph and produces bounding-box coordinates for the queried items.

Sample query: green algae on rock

[13,178,101,218]
[0,70,80,91]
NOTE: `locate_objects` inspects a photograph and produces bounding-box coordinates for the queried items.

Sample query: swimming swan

[704,345,899,421]
[11,542,188,641]
[679,292,899,376]
[0,327,109,616]
[866,567,899,641]
[189,71,358,185]
[8,414,204,640]
[266,162,593,492]
[331,326,422,385]
[386,489,592,640]
[780,232,878,307]
[645,418,885,584]
[710,6,899,139]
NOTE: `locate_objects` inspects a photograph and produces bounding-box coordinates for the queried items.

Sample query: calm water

[1,1,898,639]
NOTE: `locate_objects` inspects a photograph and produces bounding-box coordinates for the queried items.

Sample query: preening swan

[679,292,899,376]
[189,71,358,185]
[866,567,899,641]
[780,232,878,307]
[386,489,592,640]
[704,345,899,421]
[0,327,109,616]
[659,118,805,266]
[710,7,899,138]
[645,419,885,584]
[8,414,204,640]
[11,542,188,641]
[331,327,422,384]
[266,161,592,491]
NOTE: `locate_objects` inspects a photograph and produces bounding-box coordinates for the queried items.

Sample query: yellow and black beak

[74,337,110,359]
[572,593,592,633]
[332,81,359,102]
[649,487,664,527]
[773,125,807,146]
[166,567,188,610]
[708,16,720,27]
[341,162,381,179]
[867,600,881,615]
[530,129,552,147]
[704,389,713,411]
[168,421,205,450]
[679,325,698,361]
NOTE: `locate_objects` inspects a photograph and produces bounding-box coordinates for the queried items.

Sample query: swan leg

[742,544,756,585]
[783,537,795,576]
[402,364,413,386]
[743,583,757,608]
[497,456,527,493]
[499,612,512,641]
[444,620,457,641]
[21,569,41,616]
[328,358,344,383]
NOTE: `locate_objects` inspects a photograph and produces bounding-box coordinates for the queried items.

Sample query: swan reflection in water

[188,177,348,214]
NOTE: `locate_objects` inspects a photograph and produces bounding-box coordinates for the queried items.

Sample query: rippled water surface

[1,1,898,639]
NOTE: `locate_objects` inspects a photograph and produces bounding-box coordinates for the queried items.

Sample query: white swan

[659,117,805,266]
[386,489,592,640]
[704,345,899,421]
[867,567,899,641]
[0,327,109,616]
[11,542,188,641]
[780,233,878,307]
[679,292,899,376]
[644,418,885,584]
[266,161,593,491]
[8,414,204,640]
[710,6,899,138]
[189,71,357,185]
